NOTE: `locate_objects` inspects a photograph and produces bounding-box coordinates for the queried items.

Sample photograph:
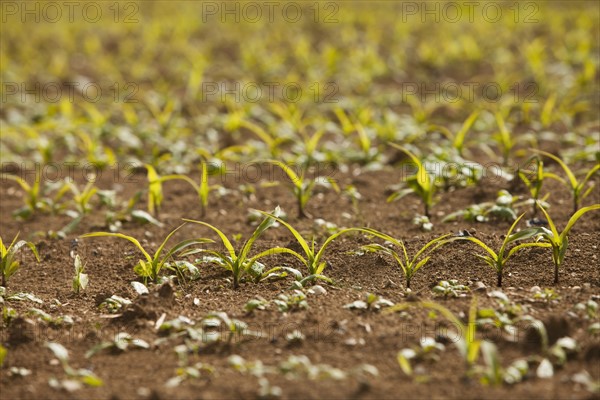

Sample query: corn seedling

[65,179,98,216]
[5,174,43,219]
[99,295,132,314]
[6,175,70,219]
[45,342,103,389]
[293,126,330,167]
[85,332,150,358]
[343,293,394,311]
[452,214,551,287]
[357,230,451,289]
[145,164,163,216]
[252,210,369,282]
[263,159,339,218]
[183,207,281,288]
[493,113,515,166]
[397,337,445,376]
[0,344,6,367]
[81,224,208,283]
[72,255,88,294]
[433,280,470,298]
[1,233,40,287]
[387,298,481,374]
[478,341,529,385]
[516,156,555,216]
[387,144,435,217]
[166,346,214,388]
[200,311,257,346]
[443,190,529,223]
[430,110,480,156]
[528,202,600,283]
[238,119,288,157]
[155,160,213,217]
[28,308,74,326]
[273,290,309,312]
[413,214,433,231]
[533,150,599,214]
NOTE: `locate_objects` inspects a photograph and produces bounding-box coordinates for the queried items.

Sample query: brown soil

[1,161,599,400]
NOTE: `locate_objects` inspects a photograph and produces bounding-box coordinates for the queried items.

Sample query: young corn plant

[493,113,515,166]
[517,156,556,216]
[263,160,339,219]
[80,224,207,284]
[5,175,43,219]
[155,160,213,217]
[531,202,600,284]
[1,233,40,287]
[452,214,551,287]
[533,150,599,215]
[66,179,98,216]
[357,230,451,289]
[387,298,482,375]
[6,175,70,219]
[72,255,89,294]
[251,210,369,283]
[430,110,480,156]
[183,208,281,289]
[145,164,164,216]
[387,144,435,218]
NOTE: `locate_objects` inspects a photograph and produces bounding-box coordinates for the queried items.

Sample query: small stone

[572,286,582,291]
[530,286,541,293]
[308,285,327,295]
[473,281,486,291]
[414,365,427,375]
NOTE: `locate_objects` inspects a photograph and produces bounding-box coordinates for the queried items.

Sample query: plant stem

[497,271,502,287]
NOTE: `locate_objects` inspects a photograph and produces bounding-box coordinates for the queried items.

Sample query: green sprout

[81,224,207,283]
[72,255,89,294]
[156,160,214,217]
[251,210,369,283]
[493,113,515,166]
[183,207,281,289]
[5,175,70,219]
[430,110,480,156]
[452,214,551,287]
[387,144,435,218]
[387,298,482,375]
[530,202,600,283]
[66,179,98,216]
[358,230,451,289]
[263,159,338,219]
[145,164,163,216]
[517,155,555,216]
[45,342,103,389]
[533,150,599,215]
[1,233,40,287]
